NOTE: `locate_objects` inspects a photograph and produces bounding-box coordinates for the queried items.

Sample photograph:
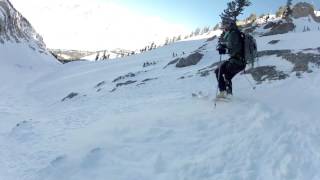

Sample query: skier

[215,20,246,98]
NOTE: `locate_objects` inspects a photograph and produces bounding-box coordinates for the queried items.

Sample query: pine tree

[201,26,210,34]
[102,51,107,60]
[246,13,257,23]
[283,0,293,19]
[164,37,169,45]
[176,35,181,41]
[194,27,201,36]
[95,52,100,61]
[219,0,251,44]
[213,23,220,31]
[220,0,251,27]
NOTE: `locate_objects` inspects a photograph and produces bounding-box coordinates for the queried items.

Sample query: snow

[258,31,320,51]
[315,11,320,17]
[1,16,320,180]
[0,11,5,20]
[292,16,320,32]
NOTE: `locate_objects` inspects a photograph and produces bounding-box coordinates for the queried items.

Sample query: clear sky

[10,0,320,50]
[105,0,320,30]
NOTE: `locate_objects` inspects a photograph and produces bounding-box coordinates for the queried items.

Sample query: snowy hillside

[0,0,59,88]
[1,1,320,180]
[0,0,46,51]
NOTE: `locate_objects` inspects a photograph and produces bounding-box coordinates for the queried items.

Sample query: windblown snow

[1,9,320,180]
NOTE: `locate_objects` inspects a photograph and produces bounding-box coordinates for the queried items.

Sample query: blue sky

[11,0,320,50]
[103,0,320,31]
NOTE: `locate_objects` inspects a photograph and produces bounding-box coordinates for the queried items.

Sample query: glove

[217,44,227,55]
[218,48,226,55]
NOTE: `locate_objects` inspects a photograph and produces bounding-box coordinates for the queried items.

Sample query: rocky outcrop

[261,2,320,36]
[281,52,320,72]
[292,2,320,22]
[268,40,280,45]
[176,52,204,68]
[245,66,289,83]
[262,21,295,36]
[257,50,291,57]
[258,49,320,72]
[0,0,47,53]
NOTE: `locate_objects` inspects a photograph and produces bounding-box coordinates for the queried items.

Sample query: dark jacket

[221,28,245,65]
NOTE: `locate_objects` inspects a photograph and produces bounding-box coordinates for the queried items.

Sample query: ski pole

[214,54,223,108]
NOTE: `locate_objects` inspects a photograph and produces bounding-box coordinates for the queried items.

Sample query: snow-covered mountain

[0,0,59,89]
[1,2,320,180]
[0,0,46,51]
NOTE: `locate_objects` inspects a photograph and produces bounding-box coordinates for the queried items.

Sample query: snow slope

[1,20,320,180]
[1,1,320,177]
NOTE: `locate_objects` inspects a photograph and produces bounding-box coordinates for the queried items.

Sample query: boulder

[176,52,204,68]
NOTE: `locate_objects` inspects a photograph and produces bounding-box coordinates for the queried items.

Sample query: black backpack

[240,32,258,67]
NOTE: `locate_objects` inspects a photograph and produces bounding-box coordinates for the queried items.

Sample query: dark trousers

[215,59,245,94]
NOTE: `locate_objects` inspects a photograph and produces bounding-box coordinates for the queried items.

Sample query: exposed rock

[257,50,291,57]
[176,52,204,68]
[94,81,106,88]
[196,49,320,82]
[163,58,179,69]
[262,21,295,36]
[116,80,137,87]
[143,61,157,68]
[268,40,280,45]
[62,92,79,102]
[178,75,193,80]
[0,0,47,52]
[258,49,320,72]
[196,44,208,51]
[112,72,136,83]
[241,23,258,34]
[245,66,289,83]
[112,70,148,83]
[110,80,137,92]
[137,78,158,86]
[264,22,276,29]
[142,78,158,82]
[206,35,216,42]
[292,2,315,18]
[95,81,106,92]
[197,61,226,77]
[50,49,95,62]
[281,52,320,72]
[291,2,320,22]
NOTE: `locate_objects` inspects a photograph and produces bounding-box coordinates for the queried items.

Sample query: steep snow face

[0,0,59,91]
[0,43,58,88]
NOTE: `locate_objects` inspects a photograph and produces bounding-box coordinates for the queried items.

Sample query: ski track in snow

[1,28,320,180]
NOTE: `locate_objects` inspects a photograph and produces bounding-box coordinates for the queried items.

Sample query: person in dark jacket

[215,21,246,98]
